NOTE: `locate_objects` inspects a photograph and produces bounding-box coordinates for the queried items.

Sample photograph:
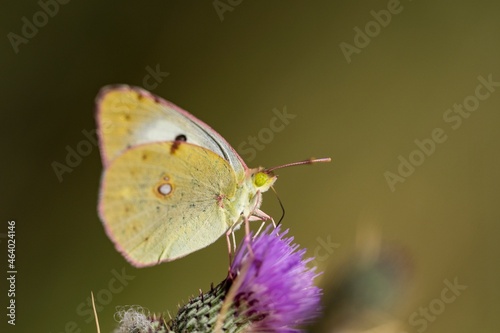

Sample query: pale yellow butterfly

[97,85,330,267]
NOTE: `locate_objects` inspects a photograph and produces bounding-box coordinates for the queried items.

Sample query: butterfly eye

[175,134,187,142]
[254,172,270,187]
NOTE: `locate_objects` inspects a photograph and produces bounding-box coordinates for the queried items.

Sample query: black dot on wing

[175,134,187,142]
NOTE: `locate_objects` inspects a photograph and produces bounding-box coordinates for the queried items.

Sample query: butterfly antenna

[271,186,285,227]
[265,157,331,173]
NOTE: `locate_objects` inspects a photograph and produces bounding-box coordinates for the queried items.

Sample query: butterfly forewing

[97,86,246,175]
[99,141,238,267]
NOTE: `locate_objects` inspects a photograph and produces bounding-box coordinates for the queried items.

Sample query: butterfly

[96,85,330,267]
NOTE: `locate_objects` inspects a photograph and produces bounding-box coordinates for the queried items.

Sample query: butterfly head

[251,169,277,193]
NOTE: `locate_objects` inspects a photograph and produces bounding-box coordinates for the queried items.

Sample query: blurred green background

[2,1,499,332]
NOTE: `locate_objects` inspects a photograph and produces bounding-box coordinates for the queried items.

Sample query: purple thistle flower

[114,226,322,333]
[228,226,322,332]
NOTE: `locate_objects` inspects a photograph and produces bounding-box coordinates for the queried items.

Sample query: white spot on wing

[137,119,223,157]
[158,184,172,195]
[140,120,184,143]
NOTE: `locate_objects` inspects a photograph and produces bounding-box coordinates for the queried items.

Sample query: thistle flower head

[226,226,322,332]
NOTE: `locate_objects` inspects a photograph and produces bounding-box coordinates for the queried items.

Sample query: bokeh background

[2,1,499,332]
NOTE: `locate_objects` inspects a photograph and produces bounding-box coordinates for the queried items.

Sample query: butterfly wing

[99,141,239,267]
[96,85,247,175]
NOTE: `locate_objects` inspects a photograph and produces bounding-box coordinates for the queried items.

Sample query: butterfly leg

[243,214,255,258]
[246,190,274,238]
[250,209,277,238]
[225,228,234,275]
[231,231,237,254]
[255,220,266,237]
[216,216,266,331]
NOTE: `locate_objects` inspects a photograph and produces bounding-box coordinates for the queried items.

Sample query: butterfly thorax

[223,168,277,229]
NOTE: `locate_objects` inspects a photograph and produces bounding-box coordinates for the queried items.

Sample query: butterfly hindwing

[98,141,238,267]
